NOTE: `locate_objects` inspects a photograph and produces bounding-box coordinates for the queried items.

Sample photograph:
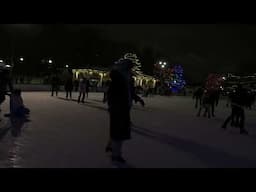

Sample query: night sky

[1,24,256,82]
[89,24,256,77]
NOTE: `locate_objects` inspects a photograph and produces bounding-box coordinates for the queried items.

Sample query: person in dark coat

[246,90,255,110]
[65,77,73,100]
[105,58,134,164]
[10,89,30,117]
[85,79,90,98]
[0,67,13,115]
[51,74,60,97]
[103,80,111,103]
[197,90,211,118]
[78,77,86,103]
[215,89,221,107]
[193,87,204,108]
[222,84,248,134]
[208,89,217,117]
[130,77,145,107]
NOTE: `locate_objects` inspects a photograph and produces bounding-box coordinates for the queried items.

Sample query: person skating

[10,89,30,117]
[222,84,248,135]
[78,77,86,103]
[246,90,255,110]
[209,90,217,117]
[197,90,211,118]
[50,74,60,97]
[130,77,145,107]
[193,86,204,108]
[65,77,73,100]
[8,89,30,137]
[142,84,149,97]
[0,64,14,116]
[106,58,134,164]
[85,78,90,98]
[215,89,221,107]
[103,80,111,103]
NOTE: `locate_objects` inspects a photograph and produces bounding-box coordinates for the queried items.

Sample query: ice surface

[0,92,256,168]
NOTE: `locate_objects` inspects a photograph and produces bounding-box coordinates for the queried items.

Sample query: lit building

[72,67,157,88]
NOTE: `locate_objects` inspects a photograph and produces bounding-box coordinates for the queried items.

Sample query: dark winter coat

[51,76,60,87]
[107,70,131,141]
[65,78,73,92]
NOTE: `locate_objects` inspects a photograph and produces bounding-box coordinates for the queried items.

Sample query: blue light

[170,65,186,92]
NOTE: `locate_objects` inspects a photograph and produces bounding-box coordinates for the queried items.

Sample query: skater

[85,78,90,98]
[50,74,60,97]
[222,84,248,134]
[142,84,149,97]
[246,90,255,110]
[215,89,221,107]
[197,89,211,118]
[193,86,204,108]
[8,89,30,137]
[131,78,145,107]
[105,58,135,164]
[65,77,73,100]
[103,80,111,103]
[0,64,13,115]
[209,90,217,117]
[10,89,30,117]
[78,77,86,103]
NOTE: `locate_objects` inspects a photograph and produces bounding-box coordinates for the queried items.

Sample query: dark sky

[86,24,256,80]
[1,24,256,81]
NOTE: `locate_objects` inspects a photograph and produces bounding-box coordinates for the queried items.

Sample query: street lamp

[158,61,167,67]
[65,65,69,68]
[19,57,24,62]
[0,59,3,63]
[49,59,53,64]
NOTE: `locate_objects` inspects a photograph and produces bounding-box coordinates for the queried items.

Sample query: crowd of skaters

[193,84,256,135]
[50,70,91,103]
[1,55,256,166]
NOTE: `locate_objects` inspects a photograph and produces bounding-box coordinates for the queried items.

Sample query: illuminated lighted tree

[170,65,186,93]
[123,53,142,75]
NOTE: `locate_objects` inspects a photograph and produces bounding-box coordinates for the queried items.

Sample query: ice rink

[0,92,256,168]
